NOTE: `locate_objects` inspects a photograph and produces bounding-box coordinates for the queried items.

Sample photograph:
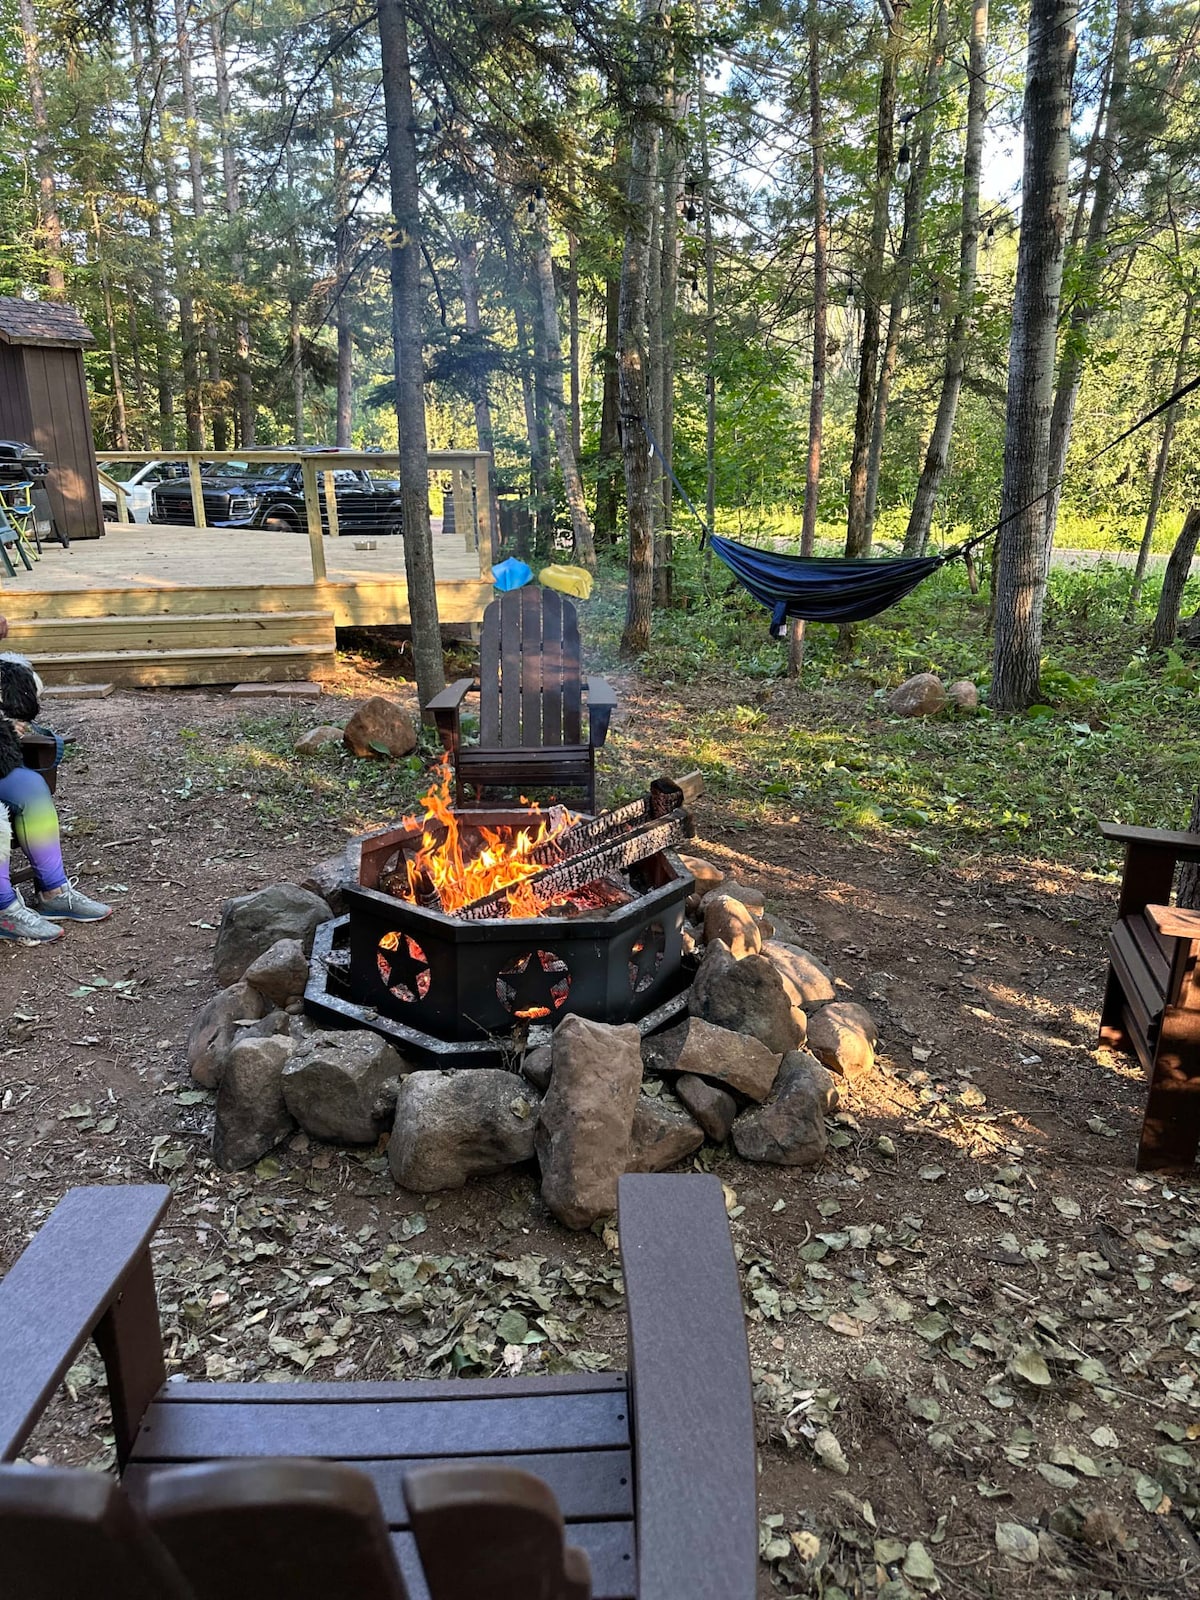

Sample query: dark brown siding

[21,346,104,538]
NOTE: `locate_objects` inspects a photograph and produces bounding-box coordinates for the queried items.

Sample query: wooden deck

[0,522,493,686]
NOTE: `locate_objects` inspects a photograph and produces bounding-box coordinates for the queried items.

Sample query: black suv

[150,455,403,536]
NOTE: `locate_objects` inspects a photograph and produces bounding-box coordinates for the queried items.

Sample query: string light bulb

[535,185,544,200]
[896,142,912,184]
[846,281,855,309]
[526,195,536,216]
[691,275,699,295]
[986,221,995,244]
[431,115,441,134]
[931,290,942,315]
[685,202,698,222]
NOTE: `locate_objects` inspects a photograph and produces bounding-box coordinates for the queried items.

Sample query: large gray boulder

[282,1029,406,1144]
[244,938,310,1009]
[536,1016,643,1230]
[732,1051,837,1167]
[759,941,836,1008]
[644,1015,781,1102]
[187,981,267,1089]
[626,1095,704,1172]
[213,884,330,987]
[688,940,805,1054]
[342,697,418,759]
[807,1001,878,1079]
[213,1035,298,1170]
[389,1070,539,1192]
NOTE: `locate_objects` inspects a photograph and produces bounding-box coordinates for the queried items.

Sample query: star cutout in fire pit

[495,948,572,1021]
[628,920,666,995]
[377,931,432,1003]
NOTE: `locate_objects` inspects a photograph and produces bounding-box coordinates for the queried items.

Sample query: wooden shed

[0,298,104,540]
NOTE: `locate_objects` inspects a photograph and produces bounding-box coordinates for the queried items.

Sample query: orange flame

[399,756,577,917]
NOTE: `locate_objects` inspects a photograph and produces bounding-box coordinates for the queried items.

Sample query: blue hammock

[708,533,945,635]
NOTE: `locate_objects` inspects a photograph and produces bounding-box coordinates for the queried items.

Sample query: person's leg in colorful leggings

[0,789,60,941]
[0,765,110,940]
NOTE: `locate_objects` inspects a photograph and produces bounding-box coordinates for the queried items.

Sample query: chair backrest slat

[498,593,523,746]
[560,600,582,744]
[0,1464,193,1600]
[477,589,586,753]
[478,600,503,746]
[144,1459,410,1600]
[519,583,545,746]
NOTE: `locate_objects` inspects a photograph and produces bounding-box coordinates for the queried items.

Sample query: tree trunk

[1041,0,1132,552]
[567,215,582,463]
[330,62,353,449]
[1150,506,1200,649]
[529,284,557,552]
[698,63,717,556]
[128,7,176,448]
[1180,787,1200,908]
[619,0,668,658]
[152,23,204,450]
[378,0,445,709]
[594,273,622,540]
[17,0,64,296]
[789,0,829,678]
[655,94,686,608]
[1128,296,1194,616]
[844,0,908,559]
[864,0,948,545]
[457,233,498,534]
[990,0,1078,712]
[91,196,129,448]
[902,0,988,555]
[212,13,255,447]
[533,225,597,569]
[291,297,305,443]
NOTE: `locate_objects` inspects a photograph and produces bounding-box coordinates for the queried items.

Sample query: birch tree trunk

[619,0,668,658]
[863,0,948,544]
[788,0,828,678]
[1150,506,1200,649]
[378,0,446,708]
[212,15,255,447]
[844,0,908,559]
[17,0,64,296]
[990,0,1077,712]
[534,224,597,569]
[1041,0,1132,552]
[1128,296,1193,616]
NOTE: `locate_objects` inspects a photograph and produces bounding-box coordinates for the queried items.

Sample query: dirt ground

[2,658,1197,1600]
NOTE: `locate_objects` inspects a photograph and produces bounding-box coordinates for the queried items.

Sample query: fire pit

[305,765,697,1063]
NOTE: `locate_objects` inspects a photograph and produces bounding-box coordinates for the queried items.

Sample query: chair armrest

[425,678,476,754]
[618,1174,756,1600]
[1100,821,1200,862]
[0,1186,171,1464]
[1147,904,1200,941]
[585,677,617,748]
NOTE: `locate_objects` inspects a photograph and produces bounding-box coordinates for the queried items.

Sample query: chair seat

[124,1375,636,1599]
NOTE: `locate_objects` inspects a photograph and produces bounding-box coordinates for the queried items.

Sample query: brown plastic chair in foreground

[0,1174,756,1598]
[427,586,617,812]
[1099,820,1200,1171]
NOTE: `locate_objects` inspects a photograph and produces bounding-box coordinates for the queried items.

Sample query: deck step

[25,642,337,689]
[7,609,336,654]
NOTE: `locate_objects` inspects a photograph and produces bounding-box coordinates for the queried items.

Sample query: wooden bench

[427,587,617,812]
[0,1174,756,1598]
[1099,820,1200,1170]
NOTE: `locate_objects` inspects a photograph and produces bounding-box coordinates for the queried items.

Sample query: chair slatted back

[478,589,583,751]
[143,1459,410,1600]
[0,1464,193,1600]
[404,1464,591,1600]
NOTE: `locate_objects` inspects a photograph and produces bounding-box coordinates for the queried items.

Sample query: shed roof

[0,298,95,348]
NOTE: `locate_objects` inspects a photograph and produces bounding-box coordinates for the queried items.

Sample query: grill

[305,783,697,1064]
[153,490,242,525]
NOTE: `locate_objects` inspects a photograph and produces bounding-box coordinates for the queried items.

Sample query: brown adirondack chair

[1099,820,1200,1171]
[0,1174,756,1599]
[427,587,617,811]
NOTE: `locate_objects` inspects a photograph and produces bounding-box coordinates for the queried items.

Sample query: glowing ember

[399,756,579,917]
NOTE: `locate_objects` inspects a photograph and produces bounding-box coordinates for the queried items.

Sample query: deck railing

[93,448,494,585]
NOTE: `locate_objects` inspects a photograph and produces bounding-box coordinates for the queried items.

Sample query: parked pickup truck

[150,456,403,536]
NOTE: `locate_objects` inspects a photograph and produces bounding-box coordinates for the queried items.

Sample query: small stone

[887,672,948,717]
[186,981,267,1089]
[645,1015,782,1102]
[626,1095,704,1172]
[213,883,331,987]
[281,1029,407,1144]
[674,1072,738,1142]
[807,1001,878,1079]
[688,940,804,1054]
[732,1052,836,1166]
[294,724,344,755]
[946,679,979,711]
[708,878,767,911]
[677,852,725,898]
[389,1070,539,1191]
[521,1044,553,1092]
[702,894,762,958]
[342,697,418,759]
[244,938,310,1008]
[759,941,836,1007]
[300,841,361,917]
[536,1015,643,1230]
[213,1035,298,1170]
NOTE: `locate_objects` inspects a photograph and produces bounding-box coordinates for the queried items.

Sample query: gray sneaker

[0,894,64,943]
[33,881,112,923]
